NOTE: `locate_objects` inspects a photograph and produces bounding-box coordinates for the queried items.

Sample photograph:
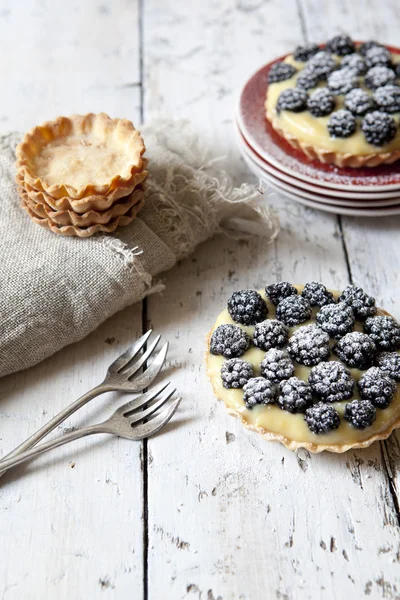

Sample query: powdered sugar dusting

[238,53,400,191]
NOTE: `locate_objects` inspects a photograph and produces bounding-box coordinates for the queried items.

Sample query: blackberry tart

[265,36,400,167]
[206,282,400,453]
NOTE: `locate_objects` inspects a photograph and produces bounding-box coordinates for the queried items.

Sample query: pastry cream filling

[33,135,137,187]
[206,286,400,447]
[265,54,400,156]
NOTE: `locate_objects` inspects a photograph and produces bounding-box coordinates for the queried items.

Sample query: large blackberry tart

[265,36,400,168]
[206,282,400,453]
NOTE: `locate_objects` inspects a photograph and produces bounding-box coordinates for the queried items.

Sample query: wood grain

[0,2,145,599]
[143,1,400,598]
[0,0,400,598]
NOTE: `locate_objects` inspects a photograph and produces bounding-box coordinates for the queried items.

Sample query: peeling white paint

[0,1,400,599]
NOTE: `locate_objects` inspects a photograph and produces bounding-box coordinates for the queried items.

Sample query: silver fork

[0,331,168,476]
[0,383,180,475]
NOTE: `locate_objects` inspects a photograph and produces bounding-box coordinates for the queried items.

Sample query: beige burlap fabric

[0,120,279,378]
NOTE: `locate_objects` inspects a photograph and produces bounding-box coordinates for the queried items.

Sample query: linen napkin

[0,119,279,378]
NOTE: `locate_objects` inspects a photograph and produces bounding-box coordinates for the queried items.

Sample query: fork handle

[0,384,109,476]
[0,423,111,475]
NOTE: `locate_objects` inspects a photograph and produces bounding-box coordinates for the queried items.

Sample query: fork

[0,383,180,475]
[0,331,168,476]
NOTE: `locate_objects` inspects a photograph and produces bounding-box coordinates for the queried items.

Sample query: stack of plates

[235,56,400,217]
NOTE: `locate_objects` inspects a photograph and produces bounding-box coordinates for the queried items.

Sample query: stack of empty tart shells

[15,113,148,237]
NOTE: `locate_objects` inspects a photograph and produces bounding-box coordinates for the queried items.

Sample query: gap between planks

[139,1,149,598]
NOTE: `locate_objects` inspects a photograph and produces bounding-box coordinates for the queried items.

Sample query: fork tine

[131,397,181,439]
[107,330,153,374]
[126,386,177,424]
[129,342,169,390]
[122,335,161,379]
[115,382,171,416]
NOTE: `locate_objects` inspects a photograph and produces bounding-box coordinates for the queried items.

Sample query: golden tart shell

[19,186,144,227]
[16,113,146,199]
[16,162,148,214]
[19,188,145,237]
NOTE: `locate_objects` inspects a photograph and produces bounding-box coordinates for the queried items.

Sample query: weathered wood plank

[143,0,400,598]
[298,0,400,47]
[0,0,142,132]
[1,1,400,598]
[0,309,146,599]
[0,1,144,598]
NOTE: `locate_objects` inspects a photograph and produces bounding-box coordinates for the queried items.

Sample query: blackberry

[277,88,308,113]
[365,66,396,90]
[341,53,367,75]
[376,352,400,381]
[344,88,375,116]
[296,67,320,91]
[327,109,356,138]
[288,325,331,366]
[307,88,336,117]
[338,284,376,319]
[268,62,297,84]
[277,377,313,413]
[359,41,384,57]
[309,361,354,402]
[266,281,297,305]
[260,348,294,383]
[227,290,267,325]
[276,296,312,327]
[253,319,289,351]
[365,46,392,69]
[294,43,320,62]
[344,399,376,429]
[307,51,337,79]
[362,111,397,146]
[333,331,376,370]
[316,302,355,338]
[210,324,252,358]
[221,358,254,389]
[301,281,335,307]
[364,315,400,351]
[328,68,359,95]
[358,367,396,408]
[326,34,355,56]
[243,377,275,409]
[304,402,340,434]
[374,85,400,113]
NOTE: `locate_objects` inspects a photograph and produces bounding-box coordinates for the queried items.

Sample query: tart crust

[266,107,400,168]
[19,188,145,237]
[265,46,400,168]
[20,186,144,227]
[16,160,148,214]
[16,113,146,199]
[205,290,400,453]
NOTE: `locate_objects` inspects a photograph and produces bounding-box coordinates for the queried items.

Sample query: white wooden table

[1,1,400,598]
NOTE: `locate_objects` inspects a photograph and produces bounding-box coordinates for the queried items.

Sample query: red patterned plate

[242,152,400,217]
[235,119,400,201]
[241,149,400,209]
[237,44,400,192]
